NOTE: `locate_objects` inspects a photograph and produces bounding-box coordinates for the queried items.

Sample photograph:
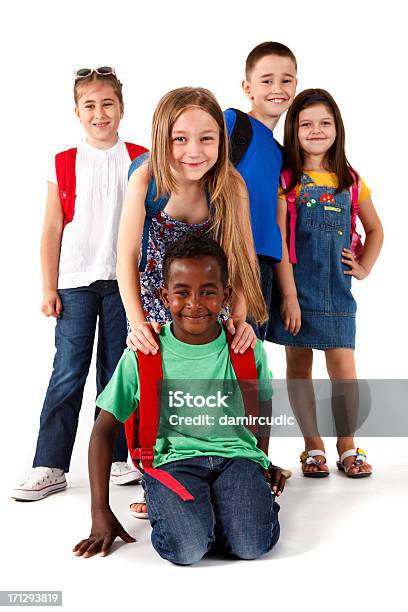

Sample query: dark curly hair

[162,234,229,288]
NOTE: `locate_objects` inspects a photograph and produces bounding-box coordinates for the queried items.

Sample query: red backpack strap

[225,328,259,434]
[55,148,77,227]
[135,346,162,458]
[280,169,298,264]
[125,142,149,161]
[125,331,194,502]
[349,168,360,235]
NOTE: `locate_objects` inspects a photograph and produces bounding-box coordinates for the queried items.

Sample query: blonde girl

[117,87,267,355]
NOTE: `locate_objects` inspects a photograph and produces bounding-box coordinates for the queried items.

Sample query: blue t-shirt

[224,109,282,261]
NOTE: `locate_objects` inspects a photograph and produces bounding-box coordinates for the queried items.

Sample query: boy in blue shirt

[225,41,297,339]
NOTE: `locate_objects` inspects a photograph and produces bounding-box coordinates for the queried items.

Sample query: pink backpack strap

[55,148,77,227]
[280,169,298,264]
[349,168,360,236]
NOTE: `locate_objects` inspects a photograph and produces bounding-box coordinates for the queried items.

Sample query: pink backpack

[280,169,364,264]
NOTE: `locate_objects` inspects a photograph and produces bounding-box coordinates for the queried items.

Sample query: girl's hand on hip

[280,297,301,335]
[226,319,257,353]
[41,290,62,318]
[127,321,161,354]
[341,248,369,280]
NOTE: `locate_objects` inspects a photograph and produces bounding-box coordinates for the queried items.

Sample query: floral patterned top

[140,209,211,323]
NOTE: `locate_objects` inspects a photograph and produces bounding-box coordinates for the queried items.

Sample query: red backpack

[280,168,364,264]
[124,328,261,502]
[54,142,148,227]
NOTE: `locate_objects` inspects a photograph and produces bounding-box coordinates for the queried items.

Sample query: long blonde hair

[150,87,267,324]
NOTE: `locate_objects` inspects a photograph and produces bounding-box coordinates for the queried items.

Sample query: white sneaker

[11,467,67,501]
[110,462,142,485]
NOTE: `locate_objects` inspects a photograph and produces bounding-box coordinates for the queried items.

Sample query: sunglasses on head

[74,66,116,79]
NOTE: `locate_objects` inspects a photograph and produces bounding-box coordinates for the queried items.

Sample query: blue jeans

[142,456,280,565]
[248,255,275,341]
[33,280,128,471]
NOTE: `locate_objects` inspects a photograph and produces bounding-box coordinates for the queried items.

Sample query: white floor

[3,437,407,611]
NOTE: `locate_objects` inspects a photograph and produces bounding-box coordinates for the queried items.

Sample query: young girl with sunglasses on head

[267,89,383,478]
[116,87,268,517]
[11,68,148,502]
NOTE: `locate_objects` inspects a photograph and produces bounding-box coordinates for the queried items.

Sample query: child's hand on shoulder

[72,509,135,558]
[127,322,162,354]
[341,248,369,280]
[41,290,62,318]
[225,319,257,353]
[280,296,301,336]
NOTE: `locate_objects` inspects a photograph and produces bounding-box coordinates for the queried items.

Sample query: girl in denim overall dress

[268,89,383,478]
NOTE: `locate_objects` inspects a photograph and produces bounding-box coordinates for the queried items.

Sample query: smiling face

[75,81,123,149]
[298,103,337,160]
[161,256,231,344]
[243,54,297,126]
[169,107,220,183]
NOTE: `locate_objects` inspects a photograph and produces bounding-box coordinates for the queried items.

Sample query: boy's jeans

[33,280,128,472]
[142,456,280,565]
[249,255,274,340]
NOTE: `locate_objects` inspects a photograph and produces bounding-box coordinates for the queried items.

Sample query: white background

[1,1,407,610]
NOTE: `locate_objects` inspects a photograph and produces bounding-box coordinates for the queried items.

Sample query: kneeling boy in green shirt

[73,234,285,564]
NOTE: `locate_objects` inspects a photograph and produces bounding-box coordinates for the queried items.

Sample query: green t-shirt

[97,323,272,470]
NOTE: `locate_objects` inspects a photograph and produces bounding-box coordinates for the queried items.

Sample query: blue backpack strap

[227,108,253,167]
[128,151,150,180]
[128,152,170,271]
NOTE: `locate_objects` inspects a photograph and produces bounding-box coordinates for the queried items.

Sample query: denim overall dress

[267,173,356,349]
